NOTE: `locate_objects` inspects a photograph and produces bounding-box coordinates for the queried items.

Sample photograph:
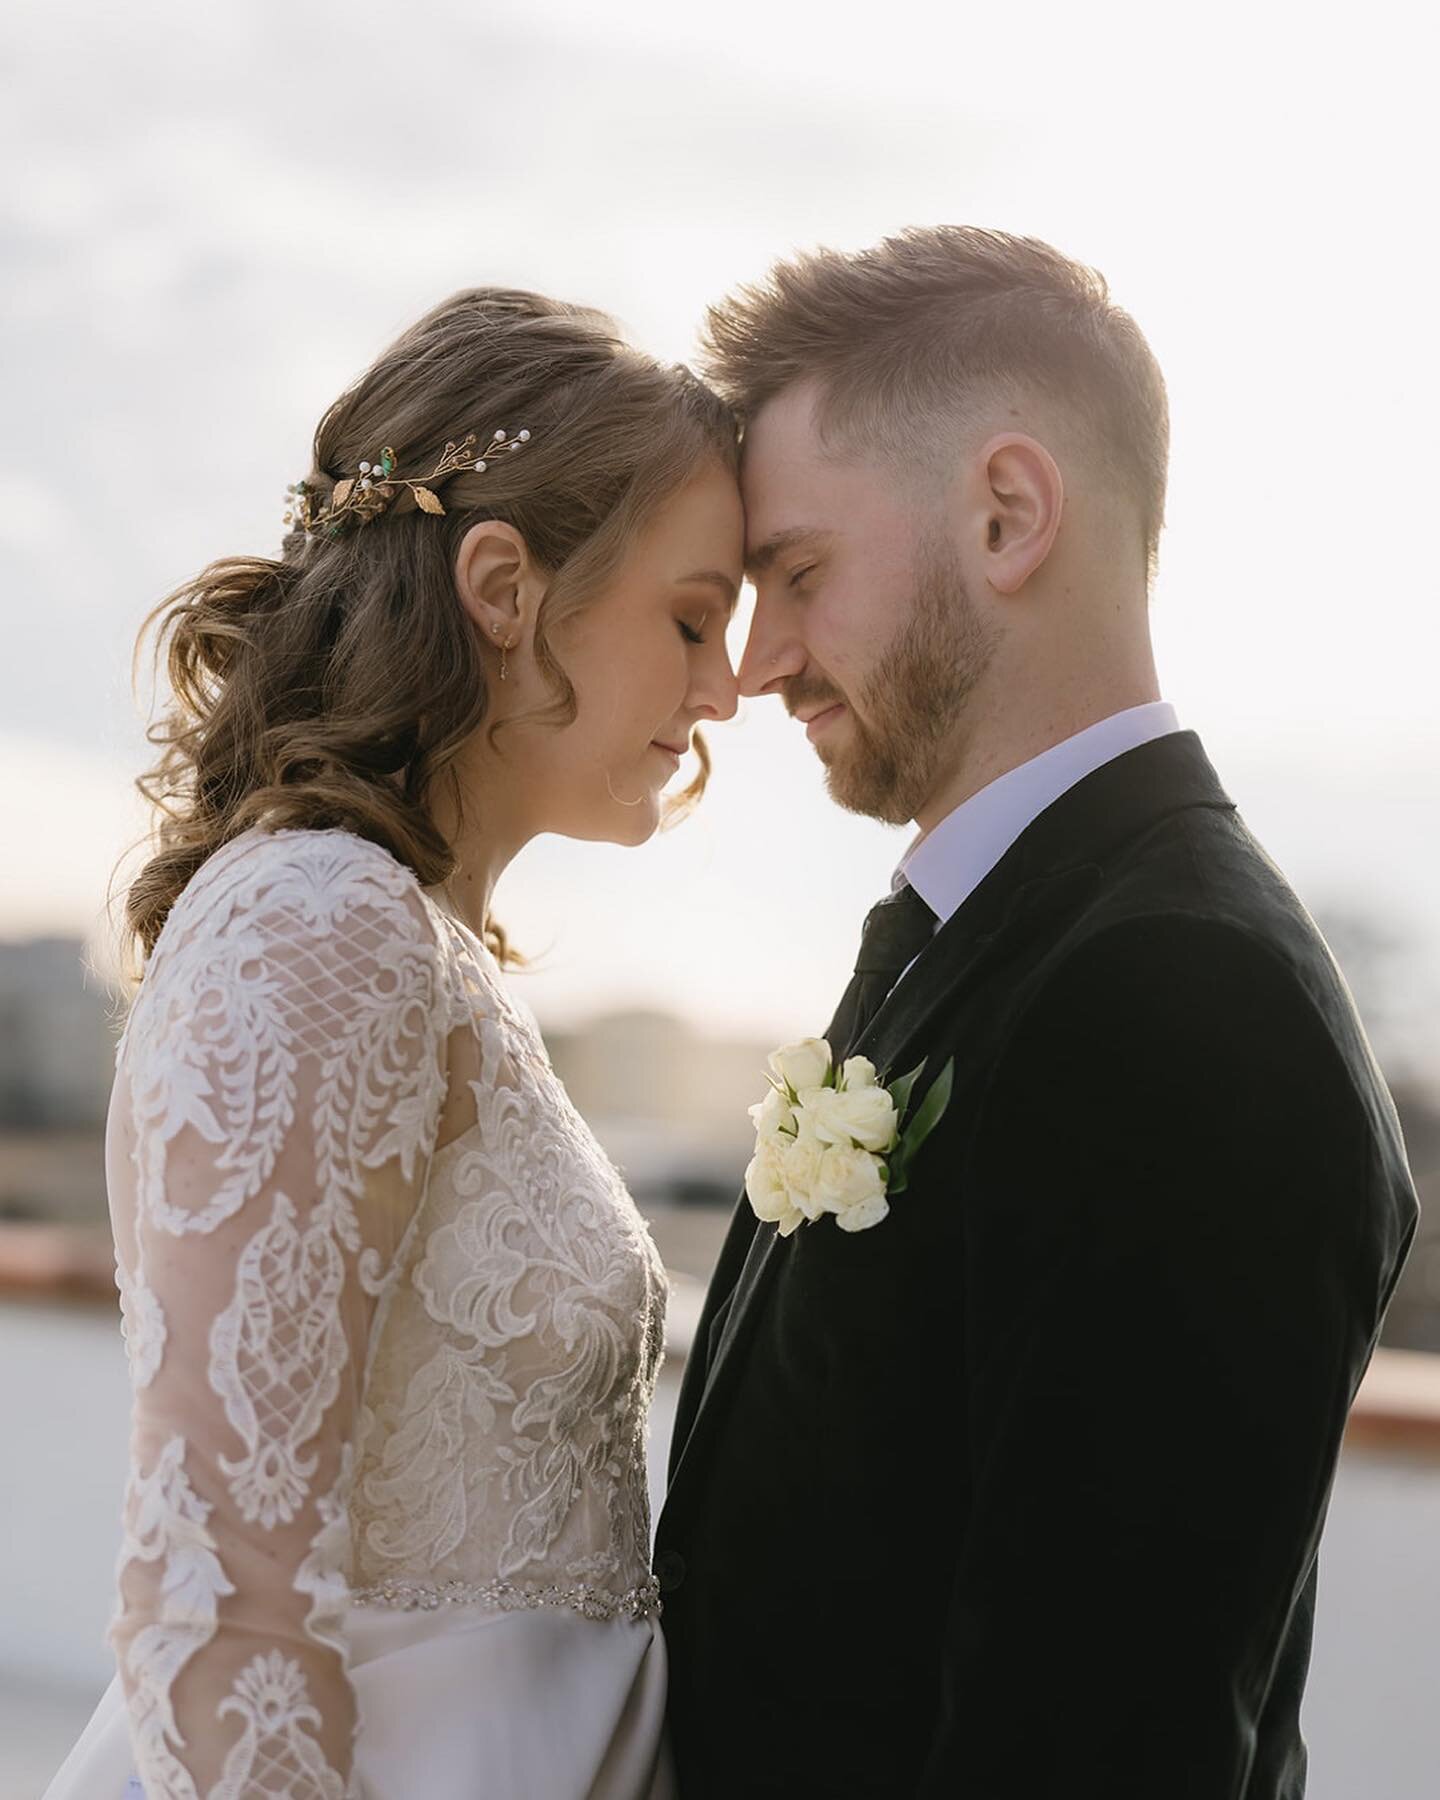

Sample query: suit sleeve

[918,913,1413,1799]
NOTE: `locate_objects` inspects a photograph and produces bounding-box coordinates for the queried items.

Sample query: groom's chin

[822,755,912,827]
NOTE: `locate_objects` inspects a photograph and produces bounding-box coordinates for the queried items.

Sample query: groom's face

[738,381,995,826]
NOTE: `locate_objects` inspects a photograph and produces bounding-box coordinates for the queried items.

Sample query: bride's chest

[374,999,667,1392]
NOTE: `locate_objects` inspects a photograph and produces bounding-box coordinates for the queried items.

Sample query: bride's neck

[426,754,534,940]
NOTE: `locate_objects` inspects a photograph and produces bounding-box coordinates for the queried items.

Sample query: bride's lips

[804,704,846,742]
[650,740,685,768]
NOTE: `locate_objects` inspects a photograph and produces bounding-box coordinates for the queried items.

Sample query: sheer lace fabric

[105,830,668,1798]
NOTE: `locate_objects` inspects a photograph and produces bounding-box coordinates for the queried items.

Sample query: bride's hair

[123,288,739,975]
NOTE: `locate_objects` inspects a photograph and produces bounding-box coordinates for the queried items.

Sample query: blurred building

[0,939,113,1130]
[0,939,112,1225]
[544,1008,769,1206]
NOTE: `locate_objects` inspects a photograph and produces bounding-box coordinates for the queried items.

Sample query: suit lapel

[856,863,1103,1084]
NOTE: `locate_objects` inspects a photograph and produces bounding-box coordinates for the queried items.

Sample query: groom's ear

[971,434,1064,596]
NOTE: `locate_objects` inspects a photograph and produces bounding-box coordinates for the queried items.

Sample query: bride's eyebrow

[745,527,830,577]
[674,570,741,617]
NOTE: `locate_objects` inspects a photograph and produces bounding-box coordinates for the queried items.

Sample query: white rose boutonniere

[744,1038,955,1236]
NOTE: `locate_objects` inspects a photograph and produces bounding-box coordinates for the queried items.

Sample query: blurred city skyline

[2,0,1436,1044]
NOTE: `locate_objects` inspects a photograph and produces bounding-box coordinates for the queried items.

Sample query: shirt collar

[896,701,1182,925]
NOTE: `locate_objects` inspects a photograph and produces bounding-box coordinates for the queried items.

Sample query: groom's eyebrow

[676,570,741,616]
[746,527,829,576]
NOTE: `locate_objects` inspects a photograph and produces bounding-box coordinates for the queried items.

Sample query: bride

[44,288,743,1799]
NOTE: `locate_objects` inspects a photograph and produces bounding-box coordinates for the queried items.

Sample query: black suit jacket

[655,732,1418,1799]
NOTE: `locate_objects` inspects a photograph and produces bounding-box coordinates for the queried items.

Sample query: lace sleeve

[106,833,449,1798]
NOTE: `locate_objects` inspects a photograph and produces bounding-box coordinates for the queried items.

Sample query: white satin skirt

[43,1600,675,1800]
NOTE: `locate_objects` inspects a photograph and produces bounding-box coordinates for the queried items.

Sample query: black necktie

[825,882,938,1059]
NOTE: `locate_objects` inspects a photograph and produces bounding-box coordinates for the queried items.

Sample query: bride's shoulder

[158,826,440,959]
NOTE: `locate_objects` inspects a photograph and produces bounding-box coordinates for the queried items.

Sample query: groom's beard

[822,534,998,826]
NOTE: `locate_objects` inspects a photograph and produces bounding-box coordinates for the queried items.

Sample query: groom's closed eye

[745,526,833,581]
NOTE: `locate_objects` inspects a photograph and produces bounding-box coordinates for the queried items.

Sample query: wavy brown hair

[125,288,739,974]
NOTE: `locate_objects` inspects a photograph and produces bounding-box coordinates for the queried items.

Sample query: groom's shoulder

[1020,803,1370,1085]
[1087,796,1336,995]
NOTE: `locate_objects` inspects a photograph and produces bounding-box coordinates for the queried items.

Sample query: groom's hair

[701,226,1170,577]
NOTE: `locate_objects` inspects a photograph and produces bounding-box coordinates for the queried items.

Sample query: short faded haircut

[700,226,1170,576]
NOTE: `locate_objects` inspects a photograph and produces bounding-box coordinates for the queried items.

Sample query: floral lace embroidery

[213,1652,345,1800]
[117,1255,166,1390]
[352,986,667,1601]
[111,1436,235,1800]
[295,1447,356,1663]
[354,1340,515,1564]
[210,1191,351,1529]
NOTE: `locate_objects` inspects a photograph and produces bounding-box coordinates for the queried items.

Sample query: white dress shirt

[893,702,1181,970]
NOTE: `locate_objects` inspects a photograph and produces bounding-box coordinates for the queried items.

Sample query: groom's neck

[912,654,1162,836]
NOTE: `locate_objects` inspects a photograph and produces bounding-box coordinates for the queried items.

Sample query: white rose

[748,1084,796,1142]
[790,1088,829,1142]
[768,1037,833,1095]
[834,1190,891,1233]
[745,1141,806,1238]
[839,1055,878,1091]
[812,1143,889,1220]
[780,1136,828,1222]
[803,1083,900,1155]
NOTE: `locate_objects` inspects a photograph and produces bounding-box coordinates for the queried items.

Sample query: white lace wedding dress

[44,828,673,1800]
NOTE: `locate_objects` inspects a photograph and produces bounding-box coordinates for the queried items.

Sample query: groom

[655,228,1418,1798]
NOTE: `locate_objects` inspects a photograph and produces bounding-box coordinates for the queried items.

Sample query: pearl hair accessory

[284,427,533,539]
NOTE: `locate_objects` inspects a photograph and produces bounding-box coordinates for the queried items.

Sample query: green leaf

[899,1057,955,1164]
[885,1059,925,1126]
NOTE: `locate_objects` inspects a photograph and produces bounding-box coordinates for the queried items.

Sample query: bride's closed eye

[679,619,708,645]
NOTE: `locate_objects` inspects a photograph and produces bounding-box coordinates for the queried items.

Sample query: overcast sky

[1,0,1436,1052]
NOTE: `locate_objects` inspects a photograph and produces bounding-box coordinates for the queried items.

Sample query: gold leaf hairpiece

[284,427,532,539]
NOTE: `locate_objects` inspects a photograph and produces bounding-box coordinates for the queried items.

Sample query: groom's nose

[738,596,806,698]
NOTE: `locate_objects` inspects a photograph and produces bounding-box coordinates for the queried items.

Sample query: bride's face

[505,461,744,847]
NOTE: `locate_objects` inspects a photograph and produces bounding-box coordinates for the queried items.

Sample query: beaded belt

[350,1573,662,1622]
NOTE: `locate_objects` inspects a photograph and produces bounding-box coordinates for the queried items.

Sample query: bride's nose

[688,649,740,723]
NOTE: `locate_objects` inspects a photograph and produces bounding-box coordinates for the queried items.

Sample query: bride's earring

[604,768,647,809]
[489,622,513,683]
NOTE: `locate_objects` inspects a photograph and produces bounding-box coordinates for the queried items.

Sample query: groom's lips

[802,703,846,742]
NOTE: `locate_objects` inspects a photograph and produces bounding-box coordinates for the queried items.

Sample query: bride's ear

[453,521,541,643]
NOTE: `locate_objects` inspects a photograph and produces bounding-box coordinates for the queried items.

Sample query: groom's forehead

[741,381,827,477]
[741,384,850,561]
[741,396,881,569]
